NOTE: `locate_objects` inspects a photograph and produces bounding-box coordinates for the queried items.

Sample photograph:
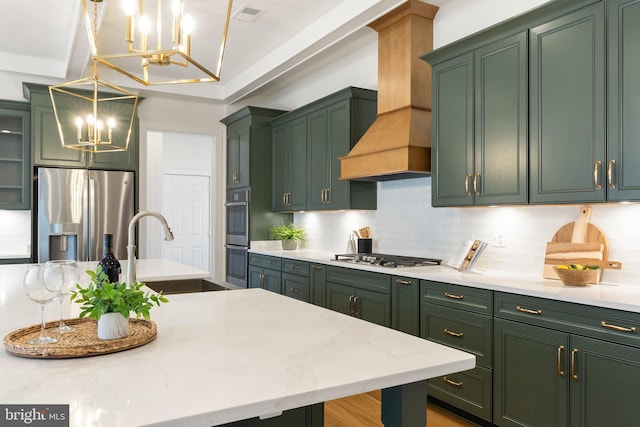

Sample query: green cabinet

[391,275,419,336]
[272,87,377,212]
[494,292,640,427]
[24,83,139,171]
[529,3,606,203]
[281,258,310,302]
[420,280,493,421]
[0,101,30,209]
[222,107,286,190]
[248,254,282,293]
[325,266,391,327]
[430,31,527,207]
[310,263,327,307]
[607,0,640,201]
[272,116,307,211]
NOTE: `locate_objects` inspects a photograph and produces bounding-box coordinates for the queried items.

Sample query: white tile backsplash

[0,210,31,258]
[295,177,640,286]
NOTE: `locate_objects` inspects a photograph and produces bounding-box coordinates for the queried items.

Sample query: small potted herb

[70,266,168,340]
[270,223,307,250]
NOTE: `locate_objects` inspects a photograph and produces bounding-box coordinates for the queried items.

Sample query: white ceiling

[0,0,451,103]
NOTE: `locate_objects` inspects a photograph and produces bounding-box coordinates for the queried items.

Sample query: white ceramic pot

[281,239,297,250]
[97,312,129,340]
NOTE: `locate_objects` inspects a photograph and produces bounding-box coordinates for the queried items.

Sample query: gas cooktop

[334,253,442,268]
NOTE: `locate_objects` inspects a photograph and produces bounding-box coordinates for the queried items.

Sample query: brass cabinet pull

[443,376,463,387]
[321,188,326,203]
[348,295,355,316]
[260,273,265,288]
[396,279,412,286]
[557,345,565,377]
[608,160,616,189]
[444,328,464,338]
[289,265,299,270]
[282,193,287,206]
[235,171,240,183]
[268,260,277,265]
[312,265,323,270]
[571,348,579,380]
[353,296,359,318]
[465,173,472,196]
[474,172,480,195]
[516,305,542,315]
[594,160,602,190]
[601,321,636,333]
[287,192,291,206]
[444,292,464,300]
[290,288,300,293]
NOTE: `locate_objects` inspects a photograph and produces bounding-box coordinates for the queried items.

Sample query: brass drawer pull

[571,348,579,381]
[474,172,480,196]
[444,328,464,338]
[443,376,463,387]
[557,345,565,377]
[290,288,300,293]
[396,279,412,286]
[516,305,542,315]
[444,292,464,300]
[312,265,323,270]
[289,265,299,270]
[465,173,472,196]
[601,321,636,333]
[353,296,360,317]
[594,160,602,190]
[608,160,616,189]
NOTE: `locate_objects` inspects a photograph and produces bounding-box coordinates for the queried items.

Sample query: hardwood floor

[324,390,477,427]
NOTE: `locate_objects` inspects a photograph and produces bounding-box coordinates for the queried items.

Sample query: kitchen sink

[145,278,227,294]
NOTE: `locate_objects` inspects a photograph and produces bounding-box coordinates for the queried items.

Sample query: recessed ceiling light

[232,5,264,22]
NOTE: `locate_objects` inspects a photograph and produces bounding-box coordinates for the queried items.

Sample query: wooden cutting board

[543,206,621,283]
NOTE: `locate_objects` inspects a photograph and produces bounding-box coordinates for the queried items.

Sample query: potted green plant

[270,223,307,250]
[70,266,168,340]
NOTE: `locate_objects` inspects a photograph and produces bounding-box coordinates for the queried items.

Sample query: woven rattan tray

[3,317,157,359]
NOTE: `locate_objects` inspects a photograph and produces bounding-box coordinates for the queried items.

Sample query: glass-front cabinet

[0,101,30,209]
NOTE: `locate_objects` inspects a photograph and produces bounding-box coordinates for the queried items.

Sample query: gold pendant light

[49,0,139,154]
[92,0,233,85]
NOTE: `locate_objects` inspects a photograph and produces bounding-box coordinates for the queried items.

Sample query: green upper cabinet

[272,116,307,211]
[431,32,528,207]
[607,0,640,201]
[24,83,139,171]
[221,106,286,190]
[529,2,606,203]
[0,101,30,209]
[273,87,377,212]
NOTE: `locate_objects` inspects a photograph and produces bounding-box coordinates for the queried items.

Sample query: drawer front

[282,259,310,277]
[282,272,309,302]
[248,254,282,270]
[421,303,492,367]
[326,266,391,294]
[428,365,492,422]
[495,292,640,348]
[421,280,493,314]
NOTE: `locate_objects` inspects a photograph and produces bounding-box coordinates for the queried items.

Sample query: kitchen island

[0,261,474,426]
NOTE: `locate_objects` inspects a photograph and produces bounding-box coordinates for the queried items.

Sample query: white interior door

[161,174,210,271]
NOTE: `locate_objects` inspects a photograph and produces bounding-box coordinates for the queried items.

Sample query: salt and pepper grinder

[346,234,356,253]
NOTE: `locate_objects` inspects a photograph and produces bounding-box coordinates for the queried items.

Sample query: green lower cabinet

[392,275,419,336]
[326,282,390,327]
[248,265,281,293]
[310,264,327,307]
[222,403,323,427]
[427,366,493,422]
[570,335,640,427]
[282,272,309,302]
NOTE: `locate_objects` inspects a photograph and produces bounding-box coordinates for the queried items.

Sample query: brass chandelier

[49,0,139,153]
[92,0,234,85]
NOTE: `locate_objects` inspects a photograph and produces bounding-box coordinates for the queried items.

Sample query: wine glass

[23,264,61,344]
[44,260,79,334]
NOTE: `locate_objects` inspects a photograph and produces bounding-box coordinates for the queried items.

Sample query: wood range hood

[340,0,438,181]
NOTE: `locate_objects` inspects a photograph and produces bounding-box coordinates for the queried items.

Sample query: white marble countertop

[249,249,640,314]
[0,262,474,427]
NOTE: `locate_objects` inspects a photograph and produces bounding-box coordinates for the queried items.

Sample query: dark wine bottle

[98,233,121,284]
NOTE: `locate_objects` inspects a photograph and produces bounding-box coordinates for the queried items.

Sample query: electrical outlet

[492,232,505,248]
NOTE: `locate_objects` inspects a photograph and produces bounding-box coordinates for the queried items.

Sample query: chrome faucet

[126,211,175,285]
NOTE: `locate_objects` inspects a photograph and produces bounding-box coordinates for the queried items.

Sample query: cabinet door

[310,264,326,307]
[326,100,350,209]
[32,104,85,167]
[282,273,309,302]
[263,268,282,293]
[356,287,391,328]
[474,32,528,205]
[226,130,239,187]
[607,0,640,201]
[494,318,569,427]
[392,275,419,336]
[89,116,139,171]
[326,282,354,317]
[288,118,307,211]
[570,335,640,427]
[248,265,264,289]
[306,108,328,210]
[0,104,30,209]
[272,124,288,210]
[529,3,606,203]
[431,52,474,207]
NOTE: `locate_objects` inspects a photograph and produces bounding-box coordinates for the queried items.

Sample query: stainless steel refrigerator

[36,167,134,262]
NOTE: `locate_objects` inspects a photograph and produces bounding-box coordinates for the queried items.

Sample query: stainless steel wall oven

[225,188,249,286]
